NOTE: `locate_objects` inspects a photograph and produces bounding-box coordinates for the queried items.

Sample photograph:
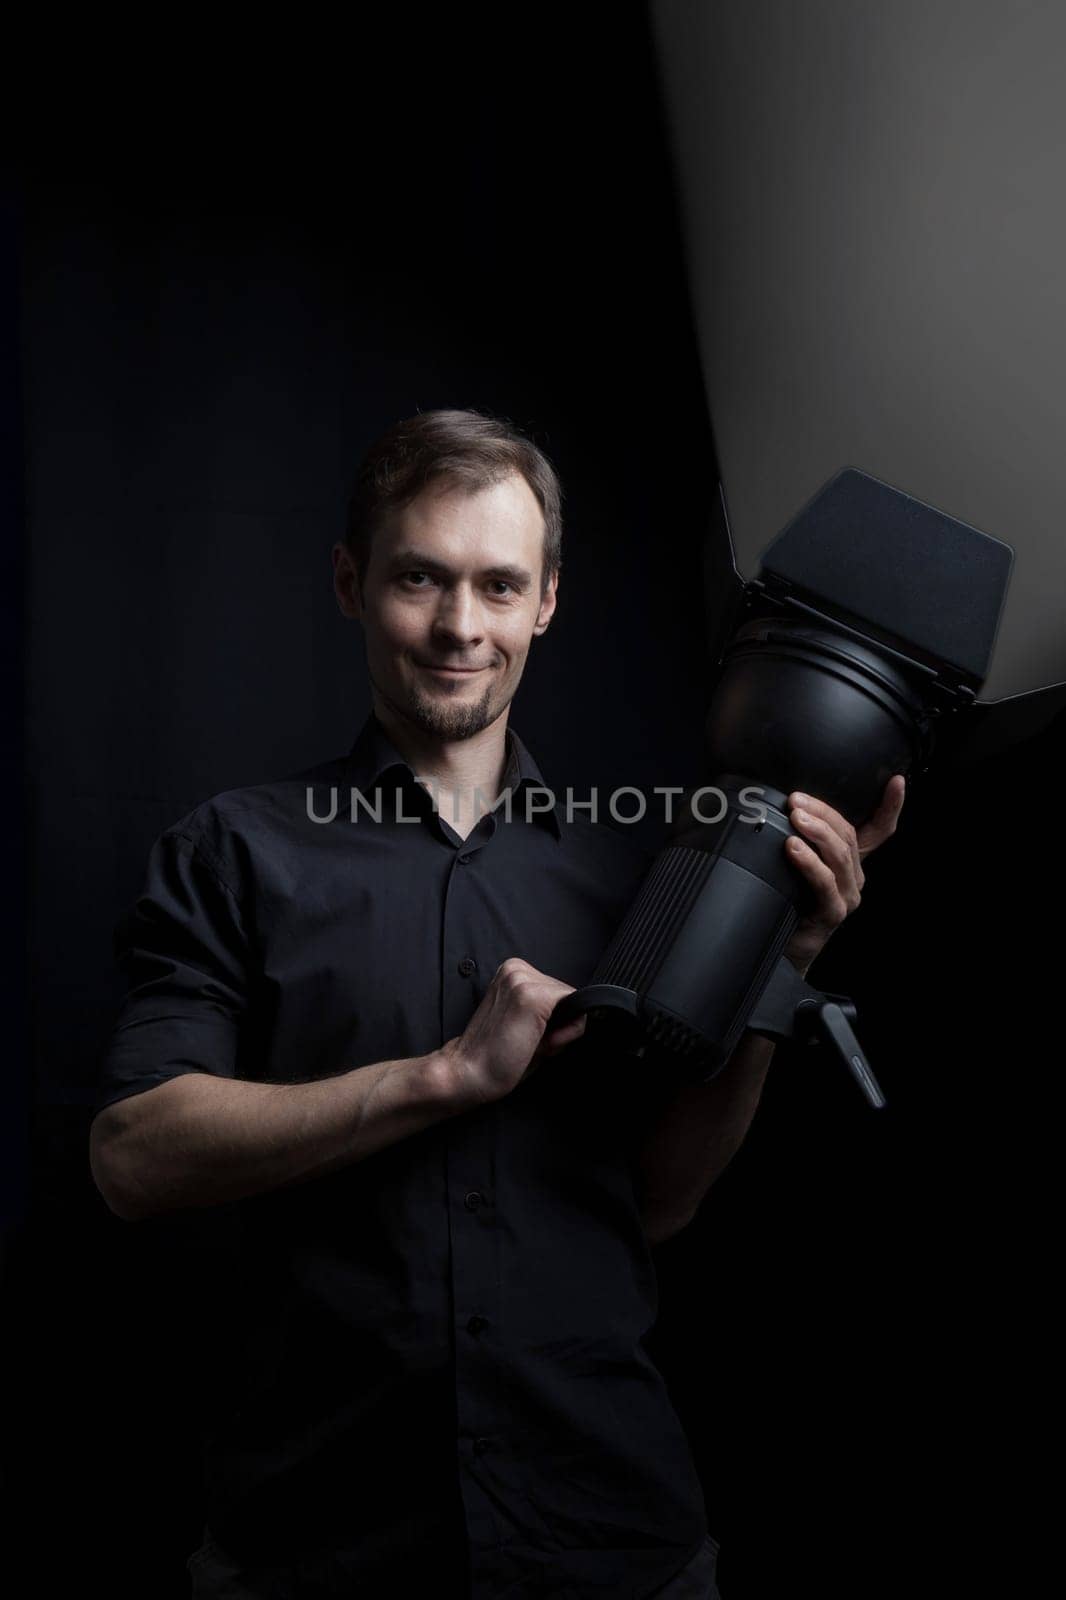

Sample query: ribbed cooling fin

[594,846,714,992]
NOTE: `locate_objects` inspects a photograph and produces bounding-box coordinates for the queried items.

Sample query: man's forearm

[90,1049,467,1222]
[634,1030,777,1244]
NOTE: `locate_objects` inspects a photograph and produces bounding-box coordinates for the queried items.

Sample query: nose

[431,583,485,650]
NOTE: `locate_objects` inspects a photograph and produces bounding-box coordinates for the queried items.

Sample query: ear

[532,571,558,636]
[332,543,363,621]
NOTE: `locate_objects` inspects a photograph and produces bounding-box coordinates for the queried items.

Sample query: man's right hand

[442,957,587,1108]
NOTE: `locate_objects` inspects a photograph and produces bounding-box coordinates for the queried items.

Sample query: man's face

[333,472,558,743]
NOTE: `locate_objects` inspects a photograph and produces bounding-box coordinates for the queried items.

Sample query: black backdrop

[4,10,1056,1598]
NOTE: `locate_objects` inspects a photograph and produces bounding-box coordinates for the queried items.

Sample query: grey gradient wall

[652,0,1066,701]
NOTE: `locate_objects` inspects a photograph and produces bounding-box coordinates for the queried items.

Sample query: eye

[400,570,437,588]
[487,580,515,597]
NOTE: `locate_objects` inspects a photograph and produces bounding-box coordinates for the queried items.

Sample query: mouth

[417,662,490,678]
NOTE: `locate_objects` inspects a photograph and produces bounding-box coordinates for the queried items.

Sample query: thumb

[538,1015,588,1058]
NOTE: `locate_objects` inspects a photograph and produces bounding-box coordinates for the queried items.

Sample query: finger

[536,980,578,1027]
[857,773,906,856]
[788,793,861,885]
[786,832,851,924]
[788,808,863,904]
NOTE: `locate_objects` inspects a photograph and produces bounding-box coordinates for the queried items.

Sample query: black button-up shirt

[96,714,711,1598]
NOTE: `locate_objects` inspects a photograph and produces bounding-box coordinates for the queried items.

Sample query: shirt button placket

[441,822,501,1555]
[449,1162,501,1556]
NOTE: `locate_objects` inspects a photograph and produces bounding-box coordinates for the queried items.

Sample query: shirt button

[457,852,473,865]
[464,1190,484,1212]
[473,1437,492,1457]
[458,956,477,977]
[466,1314,489,1335]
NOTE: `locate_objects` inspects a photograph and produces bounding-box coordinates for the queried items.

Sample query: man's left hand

[782,774,906,976]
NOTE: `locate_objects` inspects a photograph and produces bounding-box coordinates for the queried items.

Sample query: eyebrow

[386,550,535,590]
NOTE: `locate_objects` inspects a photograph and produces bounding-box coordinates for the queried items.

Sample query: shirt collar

[345,712,562,839]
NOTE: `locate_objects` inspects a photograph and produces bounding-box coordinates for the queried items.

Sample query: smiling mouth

[418,663,489,676]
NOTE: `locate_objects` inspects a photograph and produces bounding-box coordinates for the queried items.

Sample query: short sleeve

[93,824,252,1116]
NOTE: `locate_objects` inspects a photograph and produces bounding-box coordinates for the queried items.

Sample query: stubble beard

[376,668,512,742]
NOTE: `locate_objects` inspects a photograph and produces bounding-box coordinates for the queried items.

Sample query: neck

[372,698,512,841]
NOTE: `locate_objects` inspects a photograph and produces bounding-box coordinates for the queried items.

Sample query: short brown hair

[344,409,562,593]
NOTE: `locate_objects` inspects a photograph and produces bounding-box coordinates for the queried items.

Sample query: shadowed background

[3,6,1058,1597]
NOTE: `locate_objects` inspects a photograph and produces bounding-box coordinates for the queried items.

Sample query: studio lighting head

[701,464,1011,822]
[552,468,1025,1108]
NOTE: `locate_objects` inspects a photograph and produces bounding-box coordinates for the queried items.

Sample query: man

[90,409,904,1598]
